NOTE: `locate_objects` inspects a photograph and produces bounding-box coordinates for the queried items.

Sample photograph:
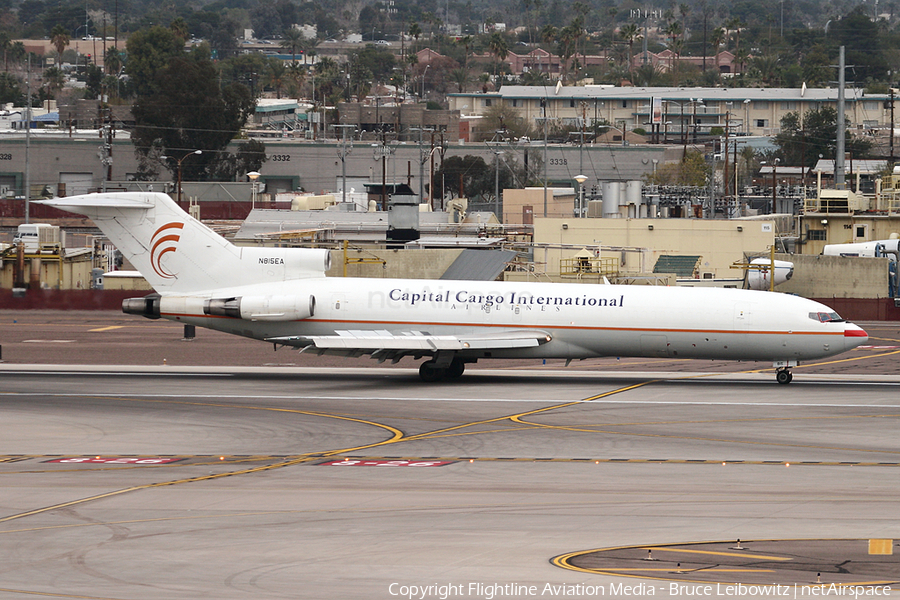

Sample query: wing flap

[269,329,550,353]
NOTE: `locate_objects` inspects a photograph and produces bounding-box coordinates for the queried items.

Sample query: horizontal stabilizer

[36,197,154,211]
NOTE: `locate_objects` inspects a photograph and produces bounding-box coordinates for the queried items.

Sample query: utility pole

[723,109,730,201]
[486,129,508,219]
[890,87,895,169]
[333,124,355,206]
[541,97,548,217]
[24,54,31,224]
[411,126,433,203]
[835,46,847,190]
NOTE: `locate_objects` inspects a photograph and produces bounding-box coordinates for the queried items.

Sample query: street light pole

[574,174,587,217]
[772,158,780,214]
[247,171,261,209]
[421,64,431,102]
[161,150,202,208]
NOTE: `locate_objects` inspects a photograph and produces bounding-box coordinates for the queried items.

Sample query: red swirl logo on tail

[150,222,185,279]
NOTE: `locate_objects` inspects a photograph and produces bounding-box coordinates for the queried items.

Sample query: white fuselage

[160,277,865,362]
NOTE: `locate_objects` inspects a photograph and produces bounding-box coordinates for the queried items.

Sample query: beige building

[799,181,900,255]
[528,216,775,282]
[503,188,576,223]
[448,86,894,139]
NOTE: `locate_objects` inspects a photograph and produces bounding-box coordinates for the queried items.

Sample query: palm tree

[43,66,65,98]
[557,24,578,83]
[408,21,422,51]
[572,3,589,67]
[50,25,70,67]
[281,27,305,65]
[0,32,10,72]
[269,60,287,98]
[710,27,725,73]
[664,20,682,74]
[665,21,684,86]
[678,3,690,45]
[751,54,780,86]
[725,17,744,59]
[520,69,549,85]
[619,23,640,82]
[568,13,586,81]
[488,32,509,78]
[449,67,471,92]
[287,62,307,96]
[540,25,557,76]
[633,63,665,86]
[734,47,750,76]
[105,46,122,76]
[457,35,472,70]
[170,17,189,43]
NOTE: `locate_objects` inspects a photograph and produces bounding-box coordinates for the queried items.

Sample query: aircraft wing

[268,329,551,362]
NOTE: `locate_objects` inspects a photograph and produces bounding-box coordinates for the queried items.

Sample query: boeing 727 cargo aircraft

[40,193,868,383]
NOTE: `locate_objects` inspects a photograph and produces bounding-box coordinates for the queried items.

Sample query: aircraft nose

[843,323,868,349]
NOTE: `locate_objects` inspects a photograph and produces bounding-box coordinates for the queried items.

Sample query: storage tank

[601,181,620,218]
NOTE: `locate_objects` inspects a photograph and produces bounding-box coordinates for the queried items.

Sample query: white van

[12,223,60,252]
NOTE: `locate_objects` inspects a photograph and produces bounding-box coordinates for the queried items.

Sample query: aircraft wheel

[776,369,793,385]
[419,361,446,382]
[446,359,465,379]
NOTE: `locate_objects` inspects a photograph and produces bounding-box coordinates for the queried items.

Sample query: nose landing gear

[773,360,797,384]
[775,368,793,384]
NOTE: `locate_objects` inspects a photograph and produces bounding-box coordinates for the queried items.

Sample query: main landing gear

[418,358,466,382]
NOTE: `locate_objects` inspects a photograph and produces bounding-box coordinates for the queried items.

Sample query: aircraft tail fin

[39,192,329,294]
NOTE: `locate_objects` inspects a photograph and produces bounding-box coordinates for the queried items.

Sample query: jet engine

[746,258,793,290]
[203,295,316,321]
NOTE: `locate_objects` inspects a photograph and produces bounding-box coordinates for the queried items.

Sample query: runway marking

[0,382,652,522]
[639,547,791,560]
[553,539,900,585]
[4,455,900,467]
[0,588,126,599]
[746,348,900,372]
[87,326,125,332]
[3,362,898,530]
[0,400,407,523]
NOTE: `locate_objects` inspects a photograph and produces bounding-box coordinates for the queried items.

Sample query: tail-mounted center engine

[122,294,162,319]
[203,295,316,322]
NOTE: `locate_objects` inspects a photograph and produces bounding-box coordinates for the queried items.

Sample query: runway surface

[0,312,899,599]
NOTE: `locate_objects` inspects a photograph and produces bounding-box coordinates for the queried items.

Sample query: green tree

[481,101,531,140]
[830,7,889,81]
[774,106,874,170]
[209,139,268,181]
[433,154,494,200]
[83,64,103,98]
[170,17,190,44]
[125,26,185,97]
[0,71,22,105]
[131,53,255,182]
[645,150,710,186]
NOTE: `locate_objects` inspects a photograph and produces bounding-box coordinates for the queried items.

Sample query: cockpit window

[808,311,845,323]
